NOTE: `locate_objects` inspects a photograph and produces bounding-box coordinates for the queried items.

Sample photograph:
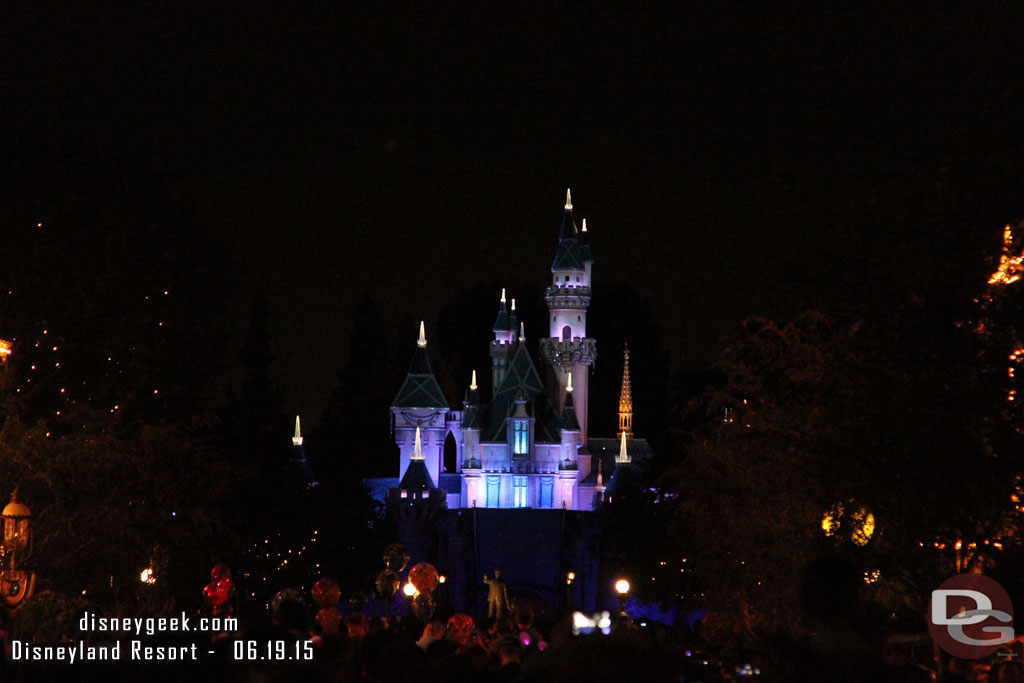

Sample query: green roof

[484,343,558,442]
[392,344,448,409]
[461,402,483,429]
[392,374,448,409]
[398,459,435,491]
[551,238,583,271]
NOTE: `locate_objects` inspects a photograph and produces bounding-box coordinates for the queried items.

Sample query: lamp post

[614,578,630,616]
[0,488,35,608]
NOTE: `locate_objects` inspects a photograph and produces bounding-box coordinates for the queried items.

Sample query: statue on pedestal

[483,570,510,619]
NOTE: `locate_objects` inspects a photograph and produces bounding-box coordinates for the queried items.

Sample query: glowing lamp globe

[615,579,630,595]
[403,582,417,597]
[1,490,31,554]
[821,502,875,546]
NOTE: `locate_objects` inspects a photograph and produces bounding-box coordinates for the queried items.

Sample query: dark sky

[5,6,1024,426]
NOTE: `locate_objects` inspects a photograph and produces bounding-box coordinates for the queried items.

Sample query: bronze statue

[483,570,510,619]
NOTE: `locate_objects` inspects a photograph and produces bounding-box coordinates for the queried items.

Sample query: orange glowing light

[0,340,11,358]
[989,225,1024,285]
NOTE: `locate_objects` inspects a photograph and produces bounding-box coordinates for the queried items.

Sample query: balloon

[412,593,435,621]
[203,583,226,607]
[446,613,474,645]
[349,591,368,613]
[316,607,342,635]
[211,564,231,582]
[408,562,439,594]
[383,543,409,572]
[311,578,341,607]
[272,589,306,613]
[375,569,400,599]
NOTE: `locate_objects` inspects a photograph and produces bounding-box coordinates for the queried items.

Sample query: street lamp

[1,489,35,607]
[614,579,630,615]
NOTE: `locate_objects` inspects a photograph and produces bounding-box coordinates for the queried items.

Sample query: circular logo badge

[928,574,1015,659]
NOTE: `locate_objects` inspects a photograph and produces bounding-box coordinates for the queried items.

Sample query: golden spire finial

[618,342,633,439]
[412,427,424,460]
[616,430,631,464]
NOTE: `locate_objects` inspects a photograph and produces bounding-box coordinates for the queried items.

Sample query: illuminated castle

[371,190,651,511]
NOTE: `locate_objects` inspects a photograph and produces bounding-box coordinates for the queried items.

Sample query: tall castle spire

[540,189,597,445]
[618,342,633,439]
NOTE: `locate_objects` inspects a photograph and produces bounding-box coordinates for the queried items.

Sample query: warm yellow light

[850,508,875,546]
[823,503,875,546]
[0,340,11,358]
[615,579,630,595]
[989,225,1024,285]
[438,575,446,584]
[403,582,417,597]
[140,568,156,584]
[567,572,575,581]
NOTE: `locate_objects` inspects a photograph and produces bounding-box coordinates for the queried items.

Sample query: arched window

[562,325,571,341]
[444,431,457,472]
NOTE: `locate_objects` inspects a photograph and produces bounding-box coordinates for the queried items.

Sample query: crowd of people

[241,599,682,683]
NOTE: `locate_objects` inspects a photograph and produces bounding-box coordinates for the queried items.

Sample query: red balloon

[446,613,474,645]
[312,578,341,607]
[211,564,231,582]
[204,577,234,608]
[316,607,341,635]
[408,562,439,594]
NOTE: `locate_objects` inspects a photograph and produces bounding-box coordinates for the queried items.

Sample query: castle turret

[391,321,448,487]
[490,289,515,398]
[540,189,597,445]
[390,427,446,509]
[461,370,483,469]
[288,415,314,481]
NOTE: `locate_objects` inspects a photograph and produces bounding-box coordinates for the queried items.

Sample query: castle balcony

[478,462,561,475]
[539,338,597,367]
[544,285,592,308]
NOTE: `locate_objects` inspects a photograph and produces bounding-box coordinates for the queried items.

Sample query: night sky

[5,6,1024,427]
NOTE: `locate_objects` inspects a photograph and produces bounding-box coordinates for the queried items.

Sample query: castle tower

[618,343,633,440]
[460,370,483,506]
[558,374,581,509]
[391,322,449,487]
[490,289,515,398]
[539,189,597,445]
